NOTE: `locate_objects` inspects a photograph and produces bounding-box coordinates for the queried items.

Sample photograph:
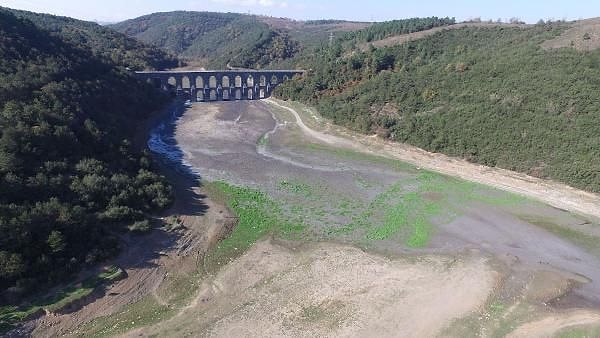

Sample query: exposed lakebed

[144,99,600,336]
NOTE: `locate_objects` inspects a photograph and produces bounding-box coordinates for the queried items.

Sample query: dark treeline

[0,9,173,299]
[276,21,600,193]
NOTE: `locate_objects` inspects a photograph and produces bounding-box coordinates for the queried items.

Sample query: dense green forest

[111,11,243,54]
[275,19,600,193]
[230,29,299,69]
[0,9,173,299]
[6,7,179,70]
[342,16,455,42]
[111,11,299,69]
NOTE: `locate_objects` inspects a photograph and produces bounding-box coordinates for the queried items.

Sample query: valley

[28,99,600,337]
[2,4,600,337]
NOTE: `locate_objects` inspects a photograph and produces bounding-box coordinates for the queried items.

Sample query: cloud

[207,0,289,8]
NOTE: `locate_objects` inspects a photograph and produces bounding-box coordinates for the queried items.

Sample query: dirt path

[508,310,600,337]
[542,18,600,52]
[265,99,600,220]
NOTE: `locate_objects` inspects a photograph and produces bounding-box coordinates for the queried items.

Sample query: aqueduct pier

[135,70,304,101]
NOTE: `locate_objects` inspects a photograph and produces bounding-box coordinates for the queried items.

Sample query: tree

[0,252,24,280]
[47,231,66,253]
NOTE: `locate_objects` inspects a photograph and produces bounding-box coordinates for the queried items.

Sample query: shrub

[128,220,152,233]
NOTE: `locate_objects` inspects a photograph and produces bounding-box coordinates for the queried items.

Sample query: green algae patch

[204,181,307,268]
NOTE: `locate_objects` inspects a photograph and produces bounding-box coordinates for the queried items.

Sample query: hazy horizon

[0,0,598,24]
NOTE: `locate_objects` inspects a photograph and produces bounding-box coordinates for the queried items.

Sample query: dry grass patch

[542,18,600,51]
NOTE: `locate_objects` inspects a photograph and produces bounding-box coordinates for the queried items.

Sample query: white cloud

[207,0,289,8]
[1,0,309,22]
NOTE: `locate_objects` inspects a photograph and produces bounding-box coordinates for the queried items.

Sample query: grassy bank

[0,266,124,334]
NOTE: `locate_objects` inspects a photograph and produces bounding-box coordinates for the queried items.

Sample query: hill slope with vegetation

[6,7,179,70]
[0,8,173,303]
[275,18,600,193]
[111,11,300,69]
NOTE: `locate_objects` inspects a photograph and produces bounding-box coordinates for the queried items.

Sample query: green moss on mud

[257,134,269,146]
[77,295,173,337]
[327,169,528,247]
[204,181,307,268]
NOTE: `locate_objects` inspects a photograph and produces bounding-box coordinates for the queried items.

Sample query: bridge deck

[135,70,305,74]
[135,69,304,101]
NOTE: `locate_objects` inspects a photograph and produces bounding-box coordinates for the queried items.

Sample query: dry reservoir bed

[133,240,497,337]
[96,100,600,337]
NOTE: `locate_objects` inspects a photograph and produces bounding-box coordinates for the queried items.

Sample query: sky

[0,0,598,24]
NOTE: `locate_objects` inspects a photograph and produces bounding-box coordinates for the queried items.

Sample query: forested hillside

[111,11,299,69]
[275,19,600,193]
[6,7,179,70]
[343,16,455,43]
[0,9,173,299]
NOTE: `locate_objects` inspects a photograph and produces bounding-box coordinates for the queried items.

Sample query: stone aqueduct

[135,70,304,101]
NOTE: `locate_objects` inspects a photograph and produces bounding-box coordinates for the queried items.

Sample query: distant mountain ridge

[110,11,369,69]
[4,7,179,70]
[110,11,292,69]
[111,11,241,54]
